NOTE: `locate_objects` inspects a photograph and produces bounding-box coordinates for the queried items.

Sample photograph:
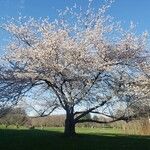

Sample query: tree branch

[76,115,131,124]
[75,101,107,121]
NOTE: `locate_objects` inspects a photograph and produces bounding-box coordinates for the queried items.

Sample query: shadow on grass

[0,128,149,150]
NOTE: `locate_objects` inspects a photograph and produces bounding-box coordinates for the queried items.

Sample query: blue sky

[0,0,149,115]
[0,0,150,52]
[0,0,150,30]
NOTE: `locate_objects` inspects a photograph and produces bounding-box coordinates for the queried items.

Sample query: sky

[0,0,150,115]
[0,0,150,48]
[0,0,150,30]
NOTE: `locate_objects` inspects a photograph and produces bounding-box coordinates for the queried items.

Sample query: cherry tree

[0,1,149,136]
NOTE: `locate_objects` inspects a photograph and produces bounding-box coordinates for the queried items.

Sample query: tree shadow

[0,128,149,150]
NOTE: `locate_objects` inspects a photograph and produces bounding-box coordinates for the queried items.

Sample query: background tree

[93,115,99,121]
[0,107,29,128]
[0,1,149,136]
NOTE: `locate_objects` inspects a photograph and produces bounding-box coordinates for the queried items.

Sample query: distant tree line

[0,108,30,128]
[0,108,108,128]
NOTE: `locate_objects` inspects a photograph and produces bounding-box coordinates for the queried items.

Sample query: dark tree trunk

[64,109,76,136]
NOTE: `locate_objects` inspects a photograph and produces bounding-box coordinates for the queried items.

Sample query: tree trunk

[64,111,76,136]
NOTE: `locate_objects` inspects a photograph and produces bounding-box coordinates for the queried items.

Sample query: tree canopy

[0,1,149,136]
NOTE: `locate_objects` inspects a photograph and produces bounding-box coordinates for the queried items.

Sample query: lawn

[0,127,149,150]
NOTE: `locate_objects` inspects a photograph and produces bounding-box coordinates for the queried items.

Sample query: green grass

[0,127,149,150]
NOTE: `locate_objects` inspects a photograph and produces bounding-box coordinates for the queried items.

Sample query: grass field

[0,127,149,150]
